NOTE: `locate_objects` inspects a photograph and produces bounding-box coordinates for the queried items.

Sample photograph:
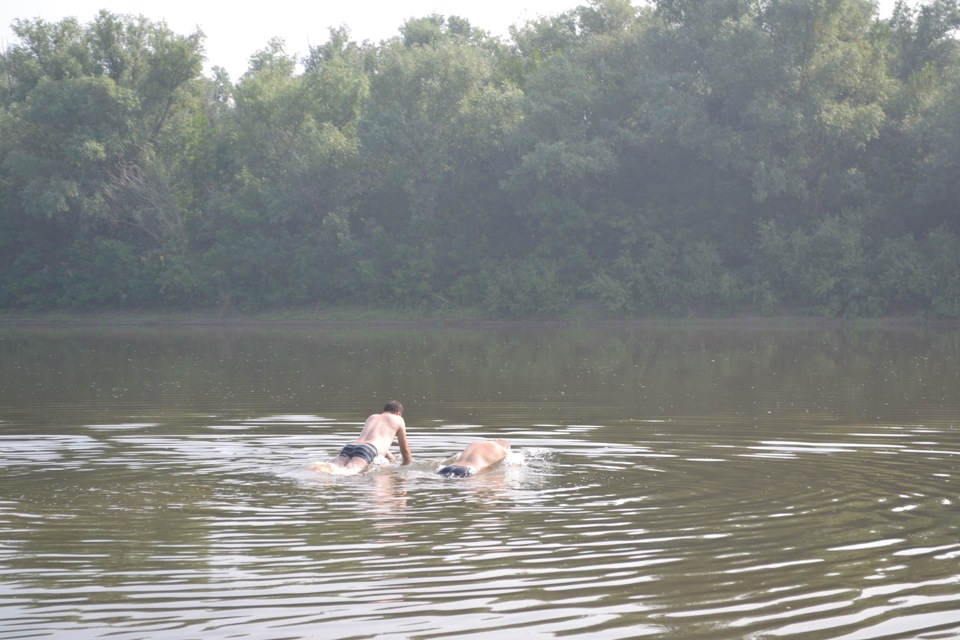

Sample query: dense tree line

[2,0,960,318]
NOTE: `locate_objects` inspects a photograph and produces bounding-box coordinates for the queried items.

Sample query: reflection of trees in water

[3,325,959,431]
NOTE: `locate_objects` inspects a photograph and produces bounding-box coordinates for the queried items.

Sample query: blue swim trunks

[338,442,378,463]
[437,465,475,478]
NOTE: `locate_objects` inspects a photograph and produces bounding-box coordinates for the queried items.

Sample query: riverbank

[0,305,952,329]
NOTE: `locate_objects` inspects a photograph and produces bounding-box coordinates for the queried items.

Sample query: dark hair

[384,400,403,414]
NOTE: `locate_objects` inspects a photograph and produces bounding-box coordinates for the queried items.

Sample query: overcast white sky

[2,0,901,79]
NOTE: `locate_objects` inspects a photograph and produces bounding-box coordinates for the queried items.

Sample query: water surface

[1,325,959,639]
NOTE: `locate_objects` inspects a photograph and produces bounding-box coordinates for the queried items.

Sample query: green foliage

[0,223,65,309]
[57,238,154,307]
[586,236,746,315]
[6,75,138,218]
[229,36,366,233]
[642,0,889,218]
[888,0,960,80]
[477,258,568,318]
[4,2,960,318]
[757,212,883,317]
[921,227,960,316]
[153,252,217,306]
[585,252,655,314]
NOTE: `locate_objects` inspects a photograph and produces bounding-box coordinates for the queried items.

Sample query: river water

[1,324,959,639]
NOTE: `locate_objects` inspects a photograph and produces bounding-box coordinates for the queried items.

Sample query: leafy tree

[920,227,960,315]
[757,211,882,316]
[897,44,960,235]
[643,0,887,219]
[5,74,139,224]
[0,12,205,307]
[3,17,93,100]
[887,0,960,80]
[200,32,371,308]
[357,20,523,304]
[3,13,204,233]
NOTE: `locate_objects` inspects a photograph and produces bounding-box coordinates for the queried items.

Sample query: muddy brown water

[1,325,959,639]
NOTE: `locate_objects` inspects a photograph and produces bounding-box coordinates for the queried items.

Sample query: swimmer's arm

[384,451,397,462]
[397,424,413,464]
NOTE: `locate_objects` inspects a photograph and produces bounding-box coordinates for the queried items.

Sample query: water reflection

[1,325,959,638]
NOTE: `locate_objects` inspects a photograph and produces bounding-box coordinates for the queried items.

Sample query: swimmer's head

[383,400,403,415]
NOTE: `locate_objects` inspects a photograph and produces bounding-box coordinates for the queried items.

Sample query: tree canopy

[3,1,960,318]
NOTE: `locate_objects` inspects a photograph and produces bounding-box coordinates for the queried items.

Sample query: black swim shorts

[437,465,475,478]
[338,442,378,463]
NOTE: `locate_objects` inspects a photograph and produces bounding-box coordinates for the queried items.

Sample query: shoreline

[0,308,955,330]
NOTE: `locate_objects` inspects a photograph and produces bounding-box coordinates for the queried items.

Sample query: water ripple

[4,327,960,639]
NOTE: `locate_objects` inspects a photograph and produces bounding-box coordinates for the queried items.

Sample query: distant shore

[0,306,954,329]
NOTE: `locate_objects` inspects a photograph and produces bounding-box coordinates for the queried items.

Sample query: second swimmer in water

[437,438,510,477]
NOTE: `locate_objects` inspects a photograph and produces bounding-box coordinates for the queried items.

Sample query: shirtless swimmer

[437,439,510,477]
[332,400,412,473]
